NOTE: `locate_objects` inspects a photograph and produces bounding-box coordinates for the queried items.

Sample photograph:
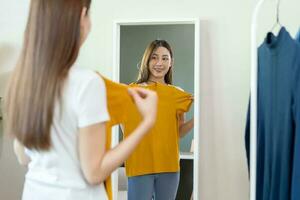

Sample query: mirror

[111,19,200,200]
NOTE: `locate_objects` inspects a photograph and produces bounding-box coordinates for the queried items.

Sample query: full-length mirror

[112,19,200,200]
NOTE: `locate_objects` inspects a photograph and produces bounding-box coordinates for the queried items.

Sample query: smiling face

[148,47,172,83]
[136,40,174,85]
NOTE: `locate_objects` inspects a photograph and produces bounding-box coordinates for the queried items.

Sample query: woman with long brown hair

[125,40,194,200]
[4,1,157,199]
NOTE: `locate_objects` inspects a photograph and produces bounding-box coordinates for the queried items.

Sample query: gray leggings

[127,172,180,200]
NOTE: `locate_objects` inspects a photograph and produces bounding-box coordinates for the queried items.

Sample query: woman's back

[6,2,158,200]
[23,66,109,200]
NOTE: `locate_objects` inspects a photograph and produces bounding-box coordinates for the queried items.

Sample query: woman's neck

[148,77,166,85]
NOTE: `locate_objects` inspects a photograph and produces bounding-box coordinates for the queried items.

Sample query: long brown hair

[4,0,91,150]
[136,39,174,84]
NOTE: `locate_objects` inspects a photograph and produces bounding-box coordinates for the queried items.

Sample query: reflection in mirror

[117,23,195,200]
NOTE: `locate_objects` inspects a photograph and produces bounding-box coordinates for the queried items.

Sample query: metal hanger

[270,0,282,32]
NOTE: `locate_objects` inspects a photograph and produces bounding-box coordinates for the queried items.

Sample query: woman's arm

[79,119,153,185]
[178,113,194,138]
[79,87,157,185]
[13,139,31,166]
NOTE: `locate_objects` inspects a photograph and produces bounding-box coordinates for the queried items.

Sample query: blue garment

[245,27,300,200]
[127,172,179,200]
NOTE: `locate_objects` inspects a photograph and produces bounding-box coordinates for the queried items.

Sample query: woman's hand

[128,87,157,127]
[79,87,158,185]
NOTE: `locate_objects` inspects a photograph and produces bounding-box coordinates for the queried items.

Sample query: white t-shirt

[23,66,110,200]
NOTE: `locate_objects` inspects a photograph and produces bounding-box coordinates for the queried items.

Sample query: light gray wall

[0,121,27,200]
[2,0,300,200]
[120,24,194,152]
[0,1,28,197]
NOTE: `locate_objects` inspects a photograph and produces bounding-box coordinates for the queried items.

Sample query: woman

[4,1,157,200]
[125,40,194,200]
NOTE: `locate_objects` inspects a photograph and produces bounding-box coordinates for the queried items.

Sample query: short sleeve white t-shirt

[23,66,110,200]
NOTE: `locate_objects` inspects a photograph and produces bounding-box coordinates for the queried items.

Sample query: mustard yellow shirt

[125,82,193,176]
[101,76,193,199]
[102,77,130,200]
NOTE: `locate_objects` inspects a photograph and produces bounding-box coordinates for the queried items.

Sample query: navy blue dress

[245,27,300,200]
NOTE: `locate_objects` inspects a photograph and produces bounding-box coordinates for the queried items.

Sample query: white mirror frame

[111,18,200,200]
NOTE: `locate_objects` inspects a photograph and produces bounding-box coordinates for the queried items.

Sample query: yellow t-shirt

[101,77,193,199]
[102,77,138,200]
[125,83,193,176]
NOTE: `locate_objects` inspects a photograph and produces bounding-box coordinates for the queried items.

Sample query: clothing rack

[250,0,265,200]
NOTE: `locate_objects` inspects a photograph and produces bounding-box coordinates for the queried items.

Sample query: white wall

[0,1,28,200]
[1,0,300,200]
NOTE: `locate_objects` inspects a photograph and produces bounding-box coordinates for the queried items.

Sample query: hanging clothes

[245,27,300,200]
[291,27,300,200]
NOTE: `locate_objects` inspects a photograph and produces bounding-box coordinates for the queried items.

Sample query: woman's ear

[80,7,88,25]
[79,7,91,45]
